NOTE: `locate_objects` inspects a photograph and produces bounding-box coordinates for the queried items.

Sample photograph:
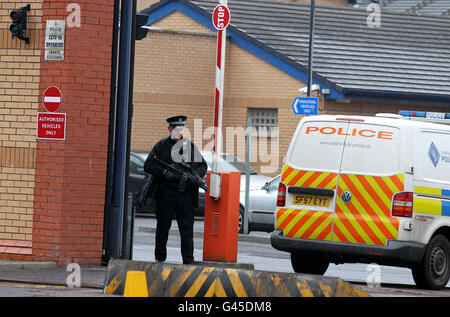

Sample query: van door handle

[288,186,335,197]
[404,164,414,174]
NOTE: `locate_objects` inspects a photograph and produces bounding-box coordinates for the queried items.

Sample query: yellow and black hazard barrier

[104,259,369,297]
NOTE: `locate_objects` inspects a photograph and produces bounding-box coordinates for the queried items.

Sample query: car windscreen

[129,154,144,174]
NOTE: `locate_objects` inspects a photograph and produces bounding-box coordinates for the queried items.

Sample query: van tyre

[412,234,450,290]
[290,252,329,275]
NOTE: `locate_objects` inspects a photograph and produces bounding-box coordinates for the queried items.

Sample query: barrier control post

[203,171,240,262]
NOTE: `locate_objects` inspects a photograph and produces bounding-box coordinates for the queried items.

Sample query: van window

[419,130,450,185]
[288,121,348,172]
[340,123,400,175]
[289,121,400,175]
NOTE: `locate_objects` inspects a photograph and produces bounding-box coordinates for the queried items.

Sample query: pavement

[0,215,269,296]
[0,261,106,288]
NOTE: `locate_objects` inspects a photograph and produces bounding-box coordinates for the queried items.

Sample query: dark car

[129,152,204,217]
[128,152,156,214]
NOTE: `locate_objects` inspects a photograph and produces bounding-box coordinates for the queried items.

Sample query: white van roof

[398,110,450,126]
[300,114,450,131]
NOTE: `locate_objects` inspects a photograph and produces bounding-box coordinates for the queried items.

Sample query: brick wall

[132,12,305,177]
[0,0,42,258]
[137,0,159,12]
[30,0,114,266]
[132,28,217,153]
[0,0,114,265]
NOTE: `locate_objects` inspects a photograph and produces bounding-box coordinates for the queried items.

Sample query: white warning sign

[45,20,65,61]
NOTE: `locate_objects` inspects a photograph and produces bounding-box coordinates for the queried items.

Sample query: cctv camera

[298,84,320,94]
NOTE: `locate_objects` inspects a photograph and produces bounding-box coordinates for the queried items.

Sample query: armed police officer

[144,115,207,264]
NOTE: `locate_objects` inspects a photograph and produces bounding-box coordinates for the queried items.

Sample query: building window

[248,108,278,137]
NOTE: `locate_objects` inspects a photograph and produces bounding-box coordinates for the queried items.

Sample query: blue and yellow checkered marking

[414,186,450,216]
[443,200,450,217]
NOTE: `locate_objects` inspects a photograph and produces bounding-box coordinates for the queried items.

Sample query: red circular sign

[212,5,230,30]
[43,86,62,112]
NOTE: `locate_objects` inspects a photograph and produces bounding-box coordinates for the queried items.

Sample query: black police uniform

[144,116,207,264]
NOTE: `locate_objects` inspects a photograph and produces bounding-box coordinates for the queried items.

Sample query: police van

[271,111,450,289]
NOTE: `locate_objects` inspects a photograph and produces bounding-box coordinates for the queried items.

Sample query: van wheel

[412,234,450,290]
[290,252,329,275]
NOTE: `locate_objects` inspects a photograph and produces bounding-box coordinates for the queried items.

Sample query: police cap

[166,115,187,127]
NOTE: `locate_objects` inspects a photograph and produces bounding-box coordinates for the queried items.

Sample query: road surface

[133,216,450,297]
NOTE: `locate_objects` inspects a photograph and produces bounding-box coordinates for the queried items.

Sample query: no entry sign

[212,4,230,30]
[43,86,62,112]
[37,112,66,140]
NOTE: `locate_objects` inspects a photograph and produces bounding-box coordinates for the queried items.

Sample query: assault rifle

[152,157,208,192]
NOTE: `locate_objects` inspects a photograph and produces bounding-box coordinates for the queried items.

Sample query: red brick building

[0,0,114,265]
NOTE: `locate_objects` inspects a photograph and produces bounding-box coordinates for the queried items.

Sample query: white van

[271,112,450,289]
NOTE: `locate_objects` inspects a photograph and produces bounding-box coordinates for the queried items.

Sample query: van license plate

[293,195,330,207]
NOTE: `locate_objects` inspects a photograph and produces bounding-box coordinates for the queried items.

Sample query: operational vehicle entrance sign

[292,97,318,115]
[45,20,65,61]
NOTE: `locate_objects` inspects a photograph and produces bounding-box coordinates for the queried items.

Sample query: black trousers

[155,187,195,263]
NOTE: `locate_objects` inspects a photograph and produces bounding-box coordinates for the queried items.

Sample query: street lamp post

[307,0,316,97]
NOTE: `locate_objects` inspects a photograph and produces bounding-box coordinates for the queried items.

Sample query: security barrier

[203,171,241,262]
[104,259,369,297]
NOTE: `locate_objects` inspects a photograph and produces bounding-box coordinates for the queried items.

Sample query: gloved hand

[163,169,177,182]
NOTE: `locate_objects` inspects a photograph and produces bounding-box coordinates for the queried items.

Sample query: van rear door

[277,118,404,246]
[277,120,348,241]
[333,122,404,246]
